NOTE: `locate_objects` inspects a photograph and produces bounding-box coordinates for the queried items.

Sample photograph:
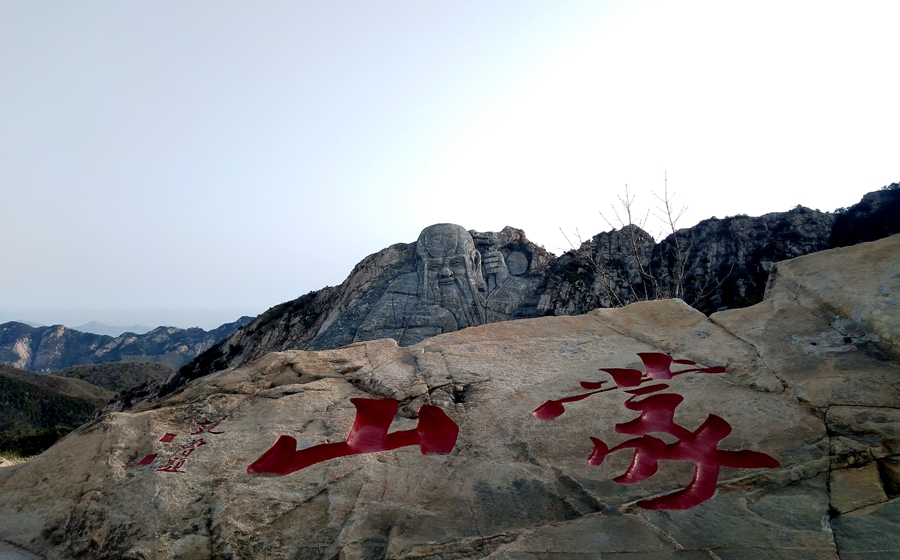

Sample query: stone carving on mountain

[177,226,553,388]
[353,224,537,344]
[177,185,897,389]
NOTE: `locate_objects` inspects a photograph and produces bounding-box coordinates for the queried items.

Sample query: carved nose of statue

[440,267,453,278]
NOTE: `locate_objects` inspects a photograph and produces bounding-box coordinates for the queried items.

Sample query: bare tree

[561,173,730,309]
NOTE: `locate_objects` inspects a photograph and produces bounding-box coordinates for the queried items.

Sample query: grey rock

[178,186,898,391]
[1,234,899,558]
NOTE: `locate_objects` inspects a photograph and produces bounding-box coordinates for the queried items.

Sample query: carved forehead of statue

[416,224,477,260]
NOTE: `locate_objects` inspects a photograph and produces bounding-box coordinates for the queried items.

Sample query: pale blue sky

[1,1,898,329]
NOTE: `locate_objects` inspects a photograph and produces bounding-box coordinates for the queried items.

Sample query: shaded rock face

[1,234,898,559]
[830,182,900,248]
[179,226,553,386]
[540,206,836,317]
[0,317,253,372]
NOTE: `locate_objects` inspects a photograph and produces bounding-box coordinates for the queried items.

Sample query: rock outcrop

[540,205,836,316]
[830,182,900,248]
[0,317,253,372]
[0,234,897,559]
[177,226,554,387]
[180,197,870,386]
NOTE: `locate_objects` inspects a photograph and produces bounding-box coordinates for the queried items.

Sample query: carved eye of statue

[449,258,466,268]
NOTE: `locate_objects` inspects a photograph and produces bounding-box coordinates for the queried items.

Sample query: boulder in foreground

[0,235,898,559]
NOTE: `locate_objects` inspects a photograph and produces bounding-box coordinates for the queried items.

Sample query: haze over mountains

[13,321,160,337]
[0,319,253,459]
[72,321,154,337]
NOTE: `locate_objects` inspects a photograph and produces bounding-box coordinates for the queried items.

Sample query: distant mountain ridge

[0,317,253,372]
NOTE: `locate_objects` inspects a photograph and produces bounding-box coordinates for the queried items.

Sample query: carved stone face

[416,224,486,328]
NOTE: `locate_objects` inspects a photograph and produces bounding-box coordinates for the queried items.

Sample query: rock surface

[0,234,897,559]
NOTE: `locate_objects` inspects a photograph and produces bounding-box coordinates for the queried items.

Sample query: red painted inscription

[137,415,227,473]
[247,398,459,476]
[534,352,779,510]
[138,454,157,466]
[190,416,227,435]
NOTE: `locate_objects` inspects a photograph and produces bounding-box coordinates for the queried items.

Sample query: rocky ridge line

[176,184,898,392]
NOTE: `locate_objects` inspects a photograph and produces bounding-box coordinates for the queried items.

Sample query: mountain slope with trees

[0,364,114,458]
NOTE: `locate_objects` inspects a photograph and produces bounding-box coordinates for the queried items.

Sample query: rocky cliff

[830,182,900,247]
[0,317,253,372]
[539,205,836,316]
[179,185,898,387]
[0,233,897,559]
[177,226,555,390]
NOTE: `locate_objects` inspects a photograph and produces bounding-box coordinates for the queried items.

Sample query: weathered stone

[832,498,900,560]
[829,462,888,515]
[352,224,538,346]
[0,234,898,559]
[879,457,900,496]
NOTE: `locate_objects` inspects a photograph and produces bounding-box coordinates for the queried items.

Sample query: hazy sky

[1,1,898,329]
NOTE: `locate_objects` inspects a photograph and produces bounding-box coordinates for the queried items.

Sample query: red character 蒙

[534,353,779,510]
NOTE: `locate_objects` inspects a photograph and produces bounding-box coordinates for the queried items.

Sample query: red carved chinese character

[533,353,725,421]
[155,457,187,473]
[178,438,208,458]
[247,398,459,476]
[159,433,177,442]
[589,395,780,509]
[533,353,778,510]
[190,416,227,435]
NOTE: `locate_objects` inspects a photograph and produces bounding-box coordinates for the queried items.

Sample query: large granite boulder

[0,234,897,559]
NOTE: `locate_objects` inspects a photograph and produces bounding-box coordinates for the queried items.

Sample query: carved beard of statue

[416,224,487,330]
